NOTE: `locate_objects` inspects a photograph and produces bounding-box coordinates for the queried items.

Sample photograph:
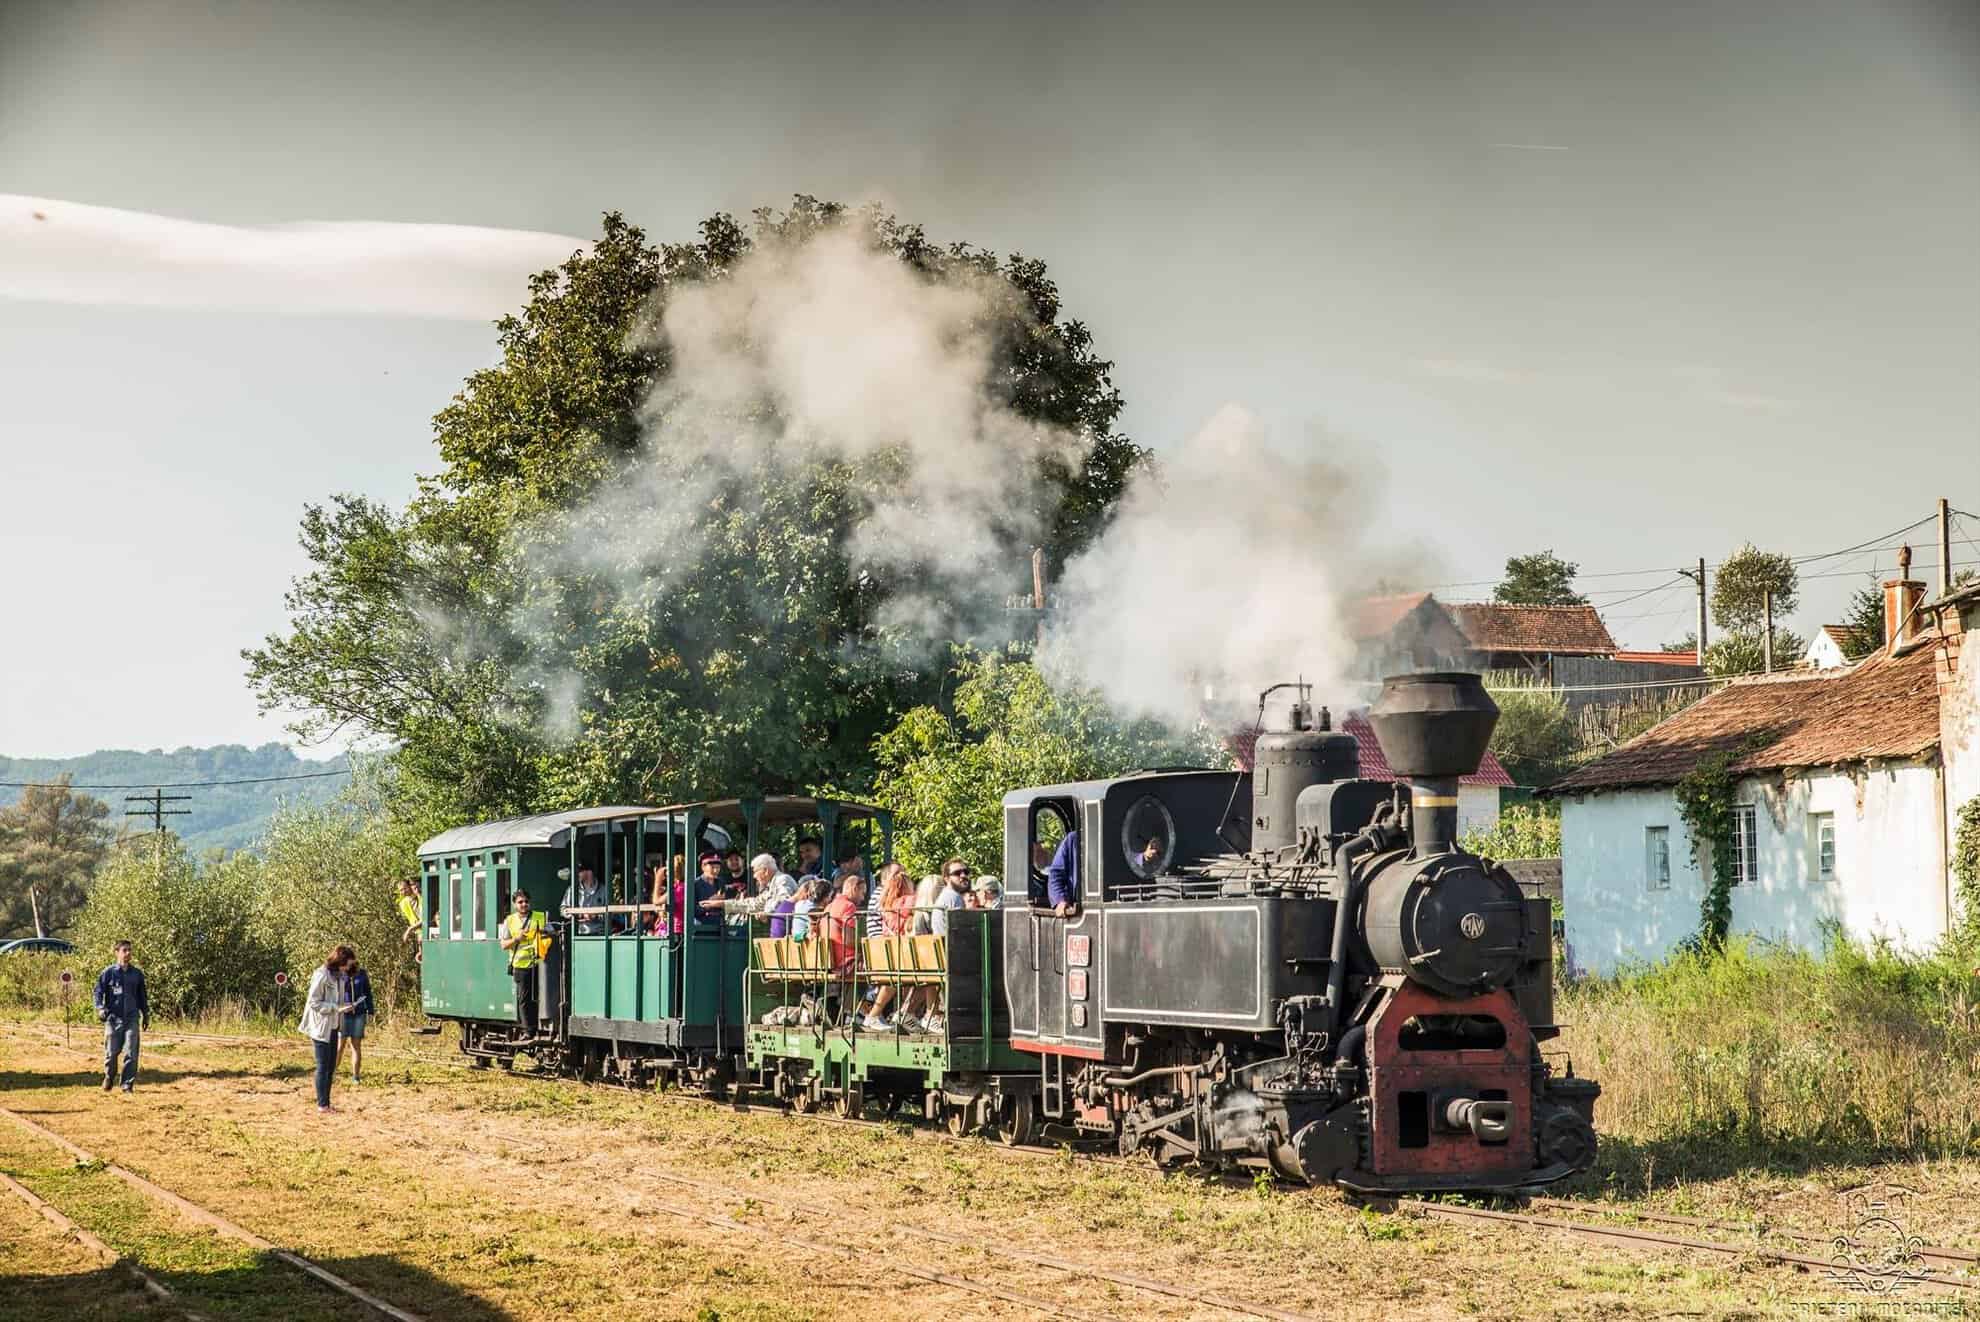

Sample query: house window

[1729,805,1758,886]
[1812,812,1836,882]
[1645,826,1671,891]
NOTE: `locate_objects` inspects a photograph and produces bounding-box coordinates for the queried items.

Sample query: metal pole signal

[125,789,192,833]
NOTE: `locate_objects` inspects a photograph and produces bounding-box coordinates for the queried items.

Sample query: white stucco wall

[1561,762,1947,976]
[1458,784,1500,839]
[1942,623,1980,902]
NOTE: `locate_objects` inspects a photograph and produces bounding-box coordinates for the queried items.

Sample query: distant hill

[0,744,349,856]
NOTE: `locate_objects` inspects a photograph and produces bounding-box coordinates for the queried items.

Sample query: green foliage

[1671,747,1749,950]
[246,202,1148,823]
[867,650,1225,875]
[69,837,283,1019]
[0,777,112,938]
[253,768,423,1012]
[1702,628,1806,677]
[1710,543,1798,633]
[0,745,345,855]
[1838,583,1886,660]
[1954,797,1980,941]
[1482,673,1577,786]
[1493,550,1586,606]
[1561,933,1980,1159]
[1460,802,1561,859]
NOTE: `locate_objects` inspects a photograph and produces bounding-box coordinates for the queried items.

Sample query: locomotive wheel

[834,1084,865,1119]
[993,1094,1036,1148]
[793,1084,819,1115]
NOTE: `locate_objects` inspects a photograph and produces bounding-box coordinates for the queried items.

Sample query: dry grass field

[2,1017,1976,1320]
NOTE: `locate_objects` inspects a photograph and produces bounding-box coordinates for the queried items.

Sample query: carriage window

[471,871,487,939]
[448,870,463,937]
[1026,801,1076,906]
[424,869,441,937]
[1121,795,1176,880]
[495,866,511,920]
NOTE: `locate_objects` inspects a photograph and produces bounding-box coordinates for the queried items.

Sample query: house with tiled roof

[1807,624,1866,670]
[1545,571,1980,975]
[1448,602,1618,675]
[1346,592,1476,679]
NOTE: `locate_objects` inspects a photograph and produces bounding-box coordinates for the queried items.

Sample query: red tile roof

[1449,602,1617,656]
[1226,716,1514,787]
[1347,593,1434,641]
[1547,642,1941,795]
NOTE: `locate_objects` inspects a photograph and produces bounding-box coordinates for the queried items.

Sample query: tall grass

[1558,931,1980,1174]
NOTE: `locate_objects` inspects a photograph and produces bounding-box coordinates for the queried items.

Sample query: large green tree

[0,777,113,938]
[867,651,1225,876]
[247,200,1148,823]
[1711,544,1798,633]
[1494,550,1586,606]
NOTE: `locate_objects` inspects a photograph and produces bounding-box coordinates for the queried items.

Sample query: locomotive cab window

[1121,794,1176,880]
[1026,799,1077,907]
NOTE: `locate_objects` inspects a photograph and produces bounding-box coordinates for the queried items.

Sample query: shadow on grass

[1,1250,517,1322]
[0,1066,288,1095]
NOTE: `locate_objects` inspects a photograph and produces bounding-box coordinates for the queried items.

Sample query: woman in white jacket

[299,945,355,1114]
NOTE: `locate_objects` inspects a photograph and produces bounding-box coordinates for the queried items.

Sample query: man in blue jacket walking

[93,940,150,1093]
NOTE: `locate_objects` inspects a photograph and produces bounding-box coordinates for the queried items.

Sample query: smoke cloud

[1042,404,1429,727]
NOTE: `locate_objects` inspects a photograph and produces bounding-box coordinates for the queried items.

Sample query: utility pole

[1940,496,1953,597]
[1678,557,1708,666]
[1762,590,1774,673]
[1006,546,1051,653]
[125,789,191,834]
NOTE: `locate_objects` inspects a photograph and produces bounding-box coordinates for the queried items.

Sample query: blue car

[0,937,75,955]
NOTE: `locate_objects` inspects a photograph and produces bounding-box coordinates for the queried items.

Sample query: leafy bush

[1559,932,1980,1165]
[1460,802,1560,859]
[1482,673,1577,787]
[67,837,284,1019]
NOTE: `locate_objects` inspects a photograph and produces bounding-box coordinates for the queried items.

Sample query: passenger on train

[741,853,798,923]
[723,847,749,892]
[1045,831,1080,916]
[794,836,824,880]
[788,877,821,939]
[860,864,916,1032]
[824,873,865,976]
[969,876,1002,910]
[911,873,944,936]
[563,865,609,936]
[692,852,727,923]
[930,859,969,937]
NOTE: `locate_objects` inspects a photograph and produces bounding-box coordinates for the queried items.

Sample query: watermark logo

[1825,1183,1930,1296]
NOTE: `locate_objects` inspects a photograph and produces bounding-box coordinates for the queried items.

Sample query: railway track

[18,1023,1980,1301]
[0,1100,423,1322]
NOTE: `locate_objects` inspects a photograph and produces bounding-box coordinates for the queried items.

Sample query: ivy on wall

[1954,796,1980,940]
[1674,750,1743,951]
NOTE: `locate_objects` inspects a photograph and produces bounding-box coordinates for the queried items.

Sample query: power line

[1,766,352,790]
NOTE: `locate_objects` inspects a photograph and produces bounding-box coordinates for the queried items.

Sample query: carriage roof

[416,796,887,857]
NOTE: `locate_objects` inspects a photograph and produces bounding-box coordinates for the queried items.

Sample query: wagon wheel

[496,1056,514,1072]
[877,1091,905,1120]
[792,1083,820,1114]
[945,1105,972,1138]
[834,1084,865,1119]
[993,1094,1037,1148]
[468,1054,491,1071]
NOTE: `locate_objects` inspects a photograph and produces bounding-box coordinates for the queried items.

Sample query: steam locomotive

[416,671,1598,1194]
[1003,671,1598,1191]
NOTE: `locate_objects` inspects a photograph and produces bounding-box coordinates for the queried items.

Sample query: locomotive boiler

[1000,671,1599,1192]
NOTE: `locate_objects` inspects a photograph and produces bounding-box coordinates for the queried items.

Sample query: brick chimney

[1883,543,1927,651]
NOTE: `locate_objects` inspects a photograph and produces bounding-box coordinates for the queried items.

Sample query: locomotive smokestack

[1366,672,1499,857]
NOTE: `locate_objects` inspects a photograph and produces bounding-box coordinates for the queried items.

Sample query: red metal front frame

[1364,983,1532,1181]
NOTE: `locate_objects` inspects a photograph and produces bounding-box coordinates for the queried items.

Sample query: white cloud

[0,194,588,320]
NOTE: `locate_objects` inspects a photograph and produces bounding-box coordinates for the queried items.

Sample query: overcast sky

[2,0,1976,758]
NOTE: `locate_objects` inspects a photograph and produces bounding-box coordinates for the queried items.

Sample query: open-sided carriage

[743,906,1038,1139]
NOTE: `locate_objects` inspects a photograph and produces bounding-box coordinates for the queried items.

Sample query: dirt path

[0,1023,1936,1318]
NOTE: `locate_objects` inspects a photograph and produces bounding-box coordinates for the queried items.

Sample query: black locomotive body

[1000,672,1599,1192]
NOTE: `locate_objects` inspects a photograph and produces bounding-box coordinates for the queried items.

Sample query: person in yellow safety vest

[396,878,422,963]
[498,890,547,1038]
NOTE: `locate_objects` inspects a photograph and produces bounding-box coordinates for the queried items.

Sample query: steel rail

[0,1103,424,1322]
[0,1166,204,1319]
[1530,1195,1980,1268]
[1389,1197,1978,1292]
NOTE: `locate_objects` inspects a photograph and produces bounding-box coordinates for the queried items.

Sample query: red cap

[698,851,722,866]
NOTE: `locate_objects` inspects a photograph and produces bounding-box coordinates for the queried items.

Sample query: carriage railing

[741,903,1000,1044]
